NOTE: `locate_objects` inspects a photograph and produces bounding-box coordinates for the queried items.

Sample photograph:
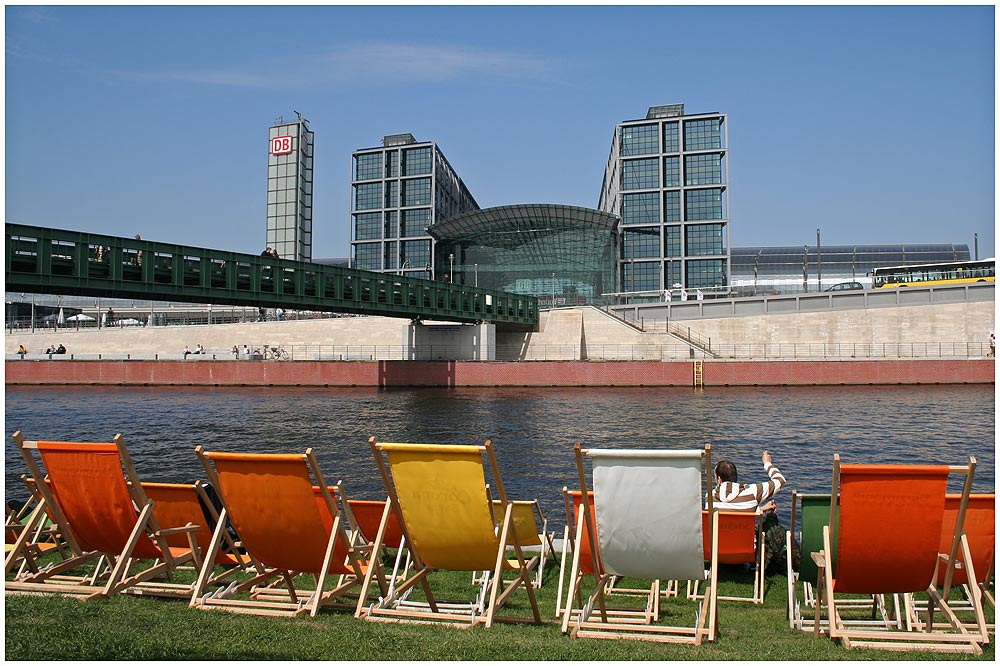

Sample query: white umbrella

[57,307,64,324]
[66,314,95,322]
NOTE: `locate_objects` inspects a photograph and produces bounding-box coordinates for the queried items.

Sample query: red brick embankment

[4,359,994,387]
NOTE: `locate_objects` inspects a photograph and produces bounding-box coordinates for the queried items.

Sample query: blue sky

[5,5,995,259]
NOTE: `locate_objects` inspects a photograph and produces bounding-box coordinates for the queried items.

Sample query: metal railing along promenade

[7,341,990,363]
[5,223,538,330]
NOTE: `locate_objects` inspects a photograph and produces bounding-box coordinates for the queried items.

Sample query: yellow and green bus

[870,259,995,288]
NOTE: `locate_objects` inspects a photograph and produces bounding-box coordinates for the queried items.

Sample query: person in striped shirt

[712,450,786,512]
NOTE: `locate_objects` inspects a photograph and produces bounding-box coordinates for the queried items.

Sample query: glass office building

[350,134,479,279]
[599,104,730,297]
[730,244,971,295]
[267,115,314,261]
[428,204,619,306]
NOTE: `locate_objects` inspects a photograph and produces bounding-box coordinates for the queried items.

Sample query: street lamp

[551,272,556,308]
[449,254,454,283]
[474,263,478,287]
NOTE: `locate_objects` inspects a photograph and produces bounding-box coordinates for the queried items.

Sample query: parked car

[824,281,864,292]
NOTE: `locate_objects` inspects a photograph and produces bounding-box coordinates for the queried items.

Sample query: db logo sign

[270,136,293,155]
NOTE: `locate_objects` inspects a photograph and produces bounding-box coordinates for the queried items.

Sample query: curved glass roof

[428,204,619,306]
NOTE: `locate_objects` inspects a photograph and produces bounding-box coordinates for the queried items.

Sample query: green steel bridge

[5,224,539,331]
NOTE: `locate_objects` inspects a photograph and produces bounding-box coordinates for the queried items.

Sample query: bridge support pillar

[404,321,496,361]
[475,323,496,361]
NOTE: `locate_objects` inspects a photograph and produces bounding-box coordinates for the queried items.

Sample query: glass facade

[730,244,972,295]
[266,118,314,260]
[428,204,618,306]
[350,136,479,275]
[598,106,729,297]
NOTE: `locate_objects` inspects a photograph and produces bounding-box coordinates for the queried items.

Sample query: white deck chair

[562,443,720,644]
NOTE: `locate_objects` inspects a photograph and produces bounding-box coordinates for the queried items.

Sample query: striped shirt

[712,461,786,512]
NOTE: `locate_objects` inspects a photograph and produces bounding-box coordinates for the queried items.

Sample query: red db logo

[270,136,293,155]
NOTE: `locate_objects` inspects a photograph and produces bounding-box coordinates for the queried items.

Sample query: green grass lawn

[5,560,994,661]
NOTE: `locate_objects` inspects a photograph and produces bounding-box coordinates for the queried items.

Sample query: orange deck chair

[6,432,200,600]
[5,481,68,578]
[473,486,555,590]
[357,437,542,628]
[908,493,994,636]
[688,510,765,604]
[190,447,387,618]
[812,454,987,654]
[141,481,255,586]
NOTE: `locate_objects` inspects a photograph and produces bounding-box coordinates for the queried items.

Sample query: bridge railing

[6,341,991,362]
[5,223,538,329]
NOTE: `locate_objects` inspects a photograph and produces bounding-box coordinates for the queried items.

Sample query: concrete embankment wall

[6,359,993,387]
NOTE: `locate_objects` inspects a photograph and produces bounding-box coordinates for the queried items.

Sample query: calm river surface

[5,385,995,526]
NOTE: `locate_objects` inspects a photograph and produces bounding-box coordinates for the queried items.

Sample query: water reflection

[5,385,994,527]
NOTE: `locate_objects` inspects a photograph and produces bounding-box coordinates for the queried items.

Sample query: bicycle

[266,346,291,361]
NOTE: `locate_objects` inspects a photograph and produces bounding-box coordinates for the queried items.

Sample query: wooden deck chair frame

[6,431,200,600]
[141,480,256,588]
[905,493,994,637]
[358,437,542,629]
[785,490,901,633]
[6,480,69,579]
[562,442,720,645]
[472,485,556,590]
[687,509,766,605]
[813,454,986,654]
[190,446,387,618]
[329,483,413,602]
[555,487,668,625]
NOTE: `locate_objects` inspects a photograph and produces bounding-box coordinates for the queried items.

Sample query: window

[402,178,431,206]
[353,212,382,241]
[354,183,382,210]
[384,241,398,270]
[662,122,680,152]
[685,188,723,220]
[684,118,722,150]
[685,154,722,185]
[386,151,399,177]
[665,260,682,288]
[384,211,398,238]
[685,223,725,256]
[620,123,658,156]
[664,225,682,257]
[354,153,381,181]
[623,261,660,292]
[384,181,399,208]
[622,192,660,225]
[686,258,727,288]
[401,208,431,237]
[624,227,660,259]
[622,158,659,190]
[664,191,681,222]
[400,240,431,269]
[353,243,381,270]
[663,156,681,187]
[402,147,432,175]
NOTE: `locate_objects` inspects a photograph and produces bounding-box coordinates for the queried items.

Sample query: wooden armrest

[157,523,200,536]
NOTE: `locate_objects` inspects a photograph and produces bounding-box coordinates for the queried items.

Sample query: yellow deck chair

[812,454,987,654]
[191,447,387,618]
[358,437,543,628]
[473,486,555,589]
[563,443,720,644]
[6,431,200,600]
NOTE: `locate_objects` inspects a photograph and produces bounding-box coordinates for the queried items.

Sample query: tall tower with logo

[267,113,314,261]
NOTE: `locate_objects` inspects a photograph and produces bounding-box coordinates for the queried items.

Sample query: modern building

[350,134,479,280]
[428,204,619,306]
[599,104,730,297]
[730,243,972,295]
[267,114,314,261]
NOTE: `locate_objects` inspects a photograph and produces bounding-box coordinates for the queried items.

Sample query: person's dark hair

[715,460,738,483]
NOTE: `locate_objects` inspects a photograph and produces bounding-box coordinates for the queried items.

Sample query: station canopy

[428,204,619,306]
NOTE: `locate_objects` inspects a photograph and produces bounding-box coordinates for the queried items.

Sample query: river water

[5,385,994,527]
